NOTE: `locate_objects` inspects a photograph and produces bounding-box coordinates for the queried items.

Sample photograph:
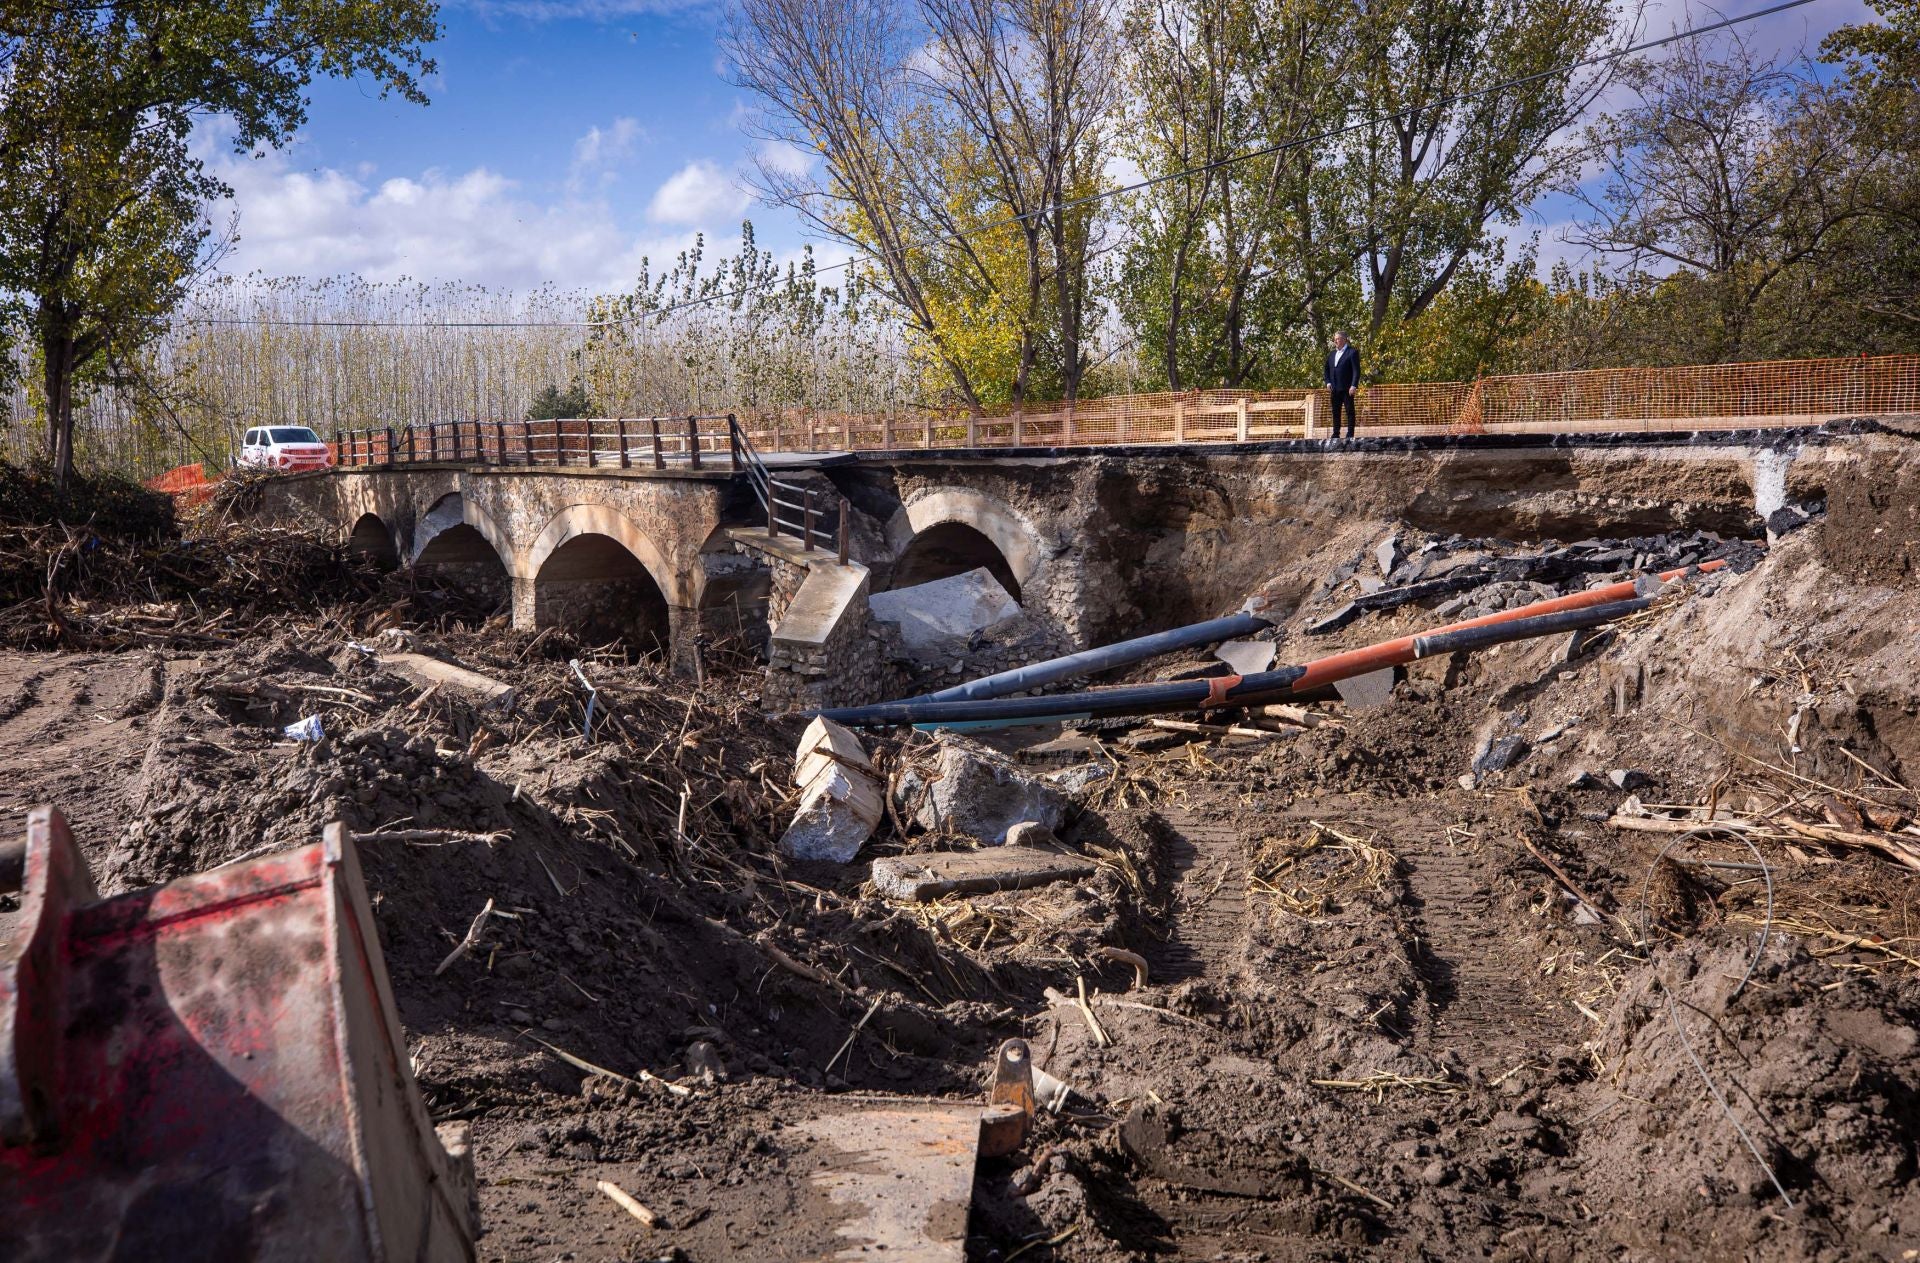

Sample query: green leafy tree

[1563,30,1880,361]
[0,1,440,489]
[1821,0,1920,337]
[526,382,597,420]
[1116,0,1616,389]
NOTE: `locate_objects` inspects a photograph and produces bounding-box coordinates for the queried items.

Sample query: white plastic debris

[284,715,324,741]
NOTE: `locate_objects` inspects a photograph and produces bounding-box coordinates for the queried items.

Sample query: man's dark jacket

[1325,344,1359,393]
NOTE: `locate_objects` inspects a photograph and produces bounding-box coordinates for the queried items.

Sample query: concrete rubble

[1309,528,1766,635]
[897,736,1069,844]
[778,717,885,862]
[1334,667,1397,710]
[869,567,1021,649]
[1214,639,1277,674]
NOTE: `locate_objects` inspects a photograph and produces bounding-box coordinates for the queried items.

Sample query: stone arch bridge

[260,428,1845,697]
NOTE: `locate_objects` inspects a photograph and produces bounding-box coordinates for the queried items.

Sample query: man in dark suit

[1324,331,1359,439]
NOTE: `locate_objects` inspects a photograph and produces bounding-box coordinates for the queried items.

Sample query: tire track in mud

[1146,806,1248,983]
[0,654,164,854]
[1398,831,1565,1057]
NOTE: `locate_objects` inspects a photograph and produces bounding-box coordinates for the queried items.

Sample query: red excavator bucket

[0,807,477,1262]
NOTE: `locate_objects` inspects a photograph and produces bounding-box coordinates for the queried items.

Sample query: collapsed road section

[4,428,1919,1259]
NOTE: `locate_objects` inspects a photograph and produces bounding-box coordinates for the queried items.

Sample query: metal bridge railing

[334,414,855,566]
[333,415,742,472]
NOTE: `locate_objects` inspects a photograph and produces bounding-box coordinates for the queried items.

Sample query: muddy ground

[4,453,1920,1262]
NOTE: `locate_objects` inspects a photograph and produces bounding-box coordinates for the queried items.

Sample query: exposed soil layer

[6,443,1920,1262]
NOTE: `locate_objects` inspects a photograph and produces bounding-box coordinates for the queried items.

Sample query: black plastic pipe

[817,594,1658,729]
[819,663,1309,727]
[1410,596,1651,658]
[913,610,1273,702]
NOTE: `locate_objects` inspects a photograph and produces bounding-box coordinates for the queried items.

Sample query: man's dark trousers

[1328,389,1356,438]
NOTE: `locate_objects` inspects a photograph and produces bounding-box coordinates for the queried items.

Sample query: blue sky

[205,0,1868,298]
[206,0,820,296]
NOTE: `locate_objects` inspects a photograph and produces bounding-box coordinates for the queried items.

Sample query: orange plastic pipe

[1283,559,1727,693]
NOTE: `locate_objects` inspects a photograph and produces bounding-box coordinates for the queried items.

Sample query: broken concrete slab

[781,766,884,863]
[1334,667,1396,710]
[1116,728,1188,753]
[869,567,1020,649]
[377,652,517,711]
[871,845,1094,901]
[1013,731,1104,766]
[897,737,1068,845]
[1306,602,1361,636]
[1376,535,1403,576]
[1047,763,1112,795]
[794,714,873,785]
[1214,639,1276,675]
[779,718,885,863]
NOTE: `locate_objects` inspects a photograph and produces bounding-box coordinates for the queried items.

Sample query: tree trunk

[43,326,78,491]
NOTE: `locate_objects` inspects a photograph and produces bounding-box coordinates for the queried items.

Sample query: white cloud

[647,159,750,224]
[568,116,645,193]
[203,139,703,293]
[573,117,644,170]
[754,140,815,180]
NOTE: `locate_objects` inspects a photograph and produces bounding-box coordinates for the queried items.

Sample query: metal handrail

[727,416,851,564]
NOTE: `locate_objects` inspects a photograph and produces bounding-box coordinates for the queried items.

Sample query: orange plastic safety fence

[735,353,1920,452]
[146,462,219,506]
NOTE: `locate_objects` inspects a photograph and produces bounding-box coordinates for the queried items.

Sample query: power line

[179,317,611,328]
[186,0,1827,331]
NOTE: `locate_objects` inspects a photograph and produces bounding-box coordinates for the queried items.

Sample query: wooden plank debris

[871,845,1096,901]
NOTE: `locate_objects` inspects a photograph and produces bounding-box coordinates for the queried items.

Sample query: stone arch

[415,523,509,574]
[412,498,512,617]
[345,512,400,571]
[526,503,683,606]
[412,492,510,569]
[529,534,672,656]
[894,489,1041,598]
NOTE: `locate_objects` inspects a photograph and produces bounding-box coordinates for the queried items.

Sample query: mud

[6,443,1920,1262]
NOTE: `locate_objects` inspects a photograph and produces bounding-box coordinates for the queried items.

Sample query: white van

[238,427,333,472]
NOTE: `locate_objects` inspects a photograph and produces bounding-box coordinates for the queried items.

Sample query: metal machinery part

[978,1038,1037,1159]
[0,807,478,1262]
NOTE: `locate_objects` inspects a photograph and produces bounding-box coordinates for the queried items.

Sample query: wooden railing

[734,393,1316,452]
[730,422,850,564]
[728,353,1920,452]
[332,354,1920,469]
